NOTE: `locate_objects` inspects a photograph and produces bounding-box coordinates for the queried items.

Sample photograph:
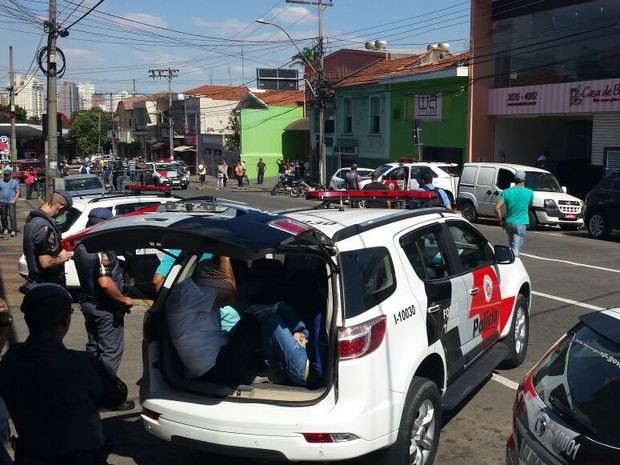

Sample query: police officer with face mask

[21,190,74,292]
[74,208,135,411]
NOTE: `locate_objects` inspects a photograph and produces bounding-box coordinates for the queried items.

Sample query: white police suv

[76,191,531,465]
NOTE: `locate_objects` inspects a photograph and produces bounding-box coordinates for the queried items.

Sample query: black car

[584,172,620,239]
[506,309,620,465]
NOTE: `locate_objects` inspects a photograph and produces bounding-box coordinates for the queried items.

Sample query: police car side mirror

[494,245,515,264]
[562,186,567,194]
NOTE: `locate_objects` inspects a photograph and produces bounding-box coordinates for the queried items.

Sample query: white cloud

[118,13,167,29]
[192,17,247,32]
[63,48,104,63]
[271,6,315,25]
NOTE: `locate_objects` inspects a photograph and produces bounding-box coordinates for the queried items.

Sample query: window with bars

[369,96,381,134]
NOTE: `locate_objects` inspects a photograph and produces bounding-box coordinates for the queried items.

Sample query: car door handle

[428,304,441,313]
[469,287,480,295]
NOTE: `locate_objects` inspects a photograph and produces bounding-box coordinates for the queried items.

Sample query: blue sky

[0,0,470,95]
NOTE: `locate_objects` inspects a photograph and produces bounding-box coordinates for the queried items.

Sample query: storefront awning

[285,117,310,131]
[173,145,196,152]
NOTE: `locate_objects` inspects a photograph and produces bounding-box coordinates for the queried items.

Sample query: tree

[224,114,240,153]
[66,107,113,154]
[0,104,27,123]
[291,46,320,65]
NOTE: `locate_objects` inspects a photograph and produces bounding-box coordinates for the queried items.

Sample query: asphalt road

[1,182,618,465]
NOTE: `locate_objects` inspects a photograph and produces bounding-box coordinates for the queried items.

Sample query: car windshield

[358,169,374,177]
[524,172,563,192]
[65,177,103,192]
[156,164,176,171]
[372,164,395,178]
[438,165,461,177]
[533,324,620,447]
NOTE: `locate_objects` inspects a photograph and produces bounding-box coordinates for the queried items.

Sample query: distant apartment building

[0,91,8,106]
[93,91,130,112]
[59,81,79,117]
[77,82,95,110]
[13,74,44,119]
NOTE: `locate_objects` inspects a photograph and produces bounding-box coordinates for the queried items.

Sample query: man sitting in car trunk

[166,255,261,383]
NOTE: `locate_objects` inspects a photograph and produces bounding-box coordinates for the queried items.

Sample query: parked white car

[457,163,584,230]
[77,195,531,465]
[328,167,374,190]
[18,193,179,290]
[360,162,461,204]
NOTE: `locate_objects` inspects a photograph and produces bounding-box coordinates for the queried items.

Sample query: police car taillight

[338,315,386,360]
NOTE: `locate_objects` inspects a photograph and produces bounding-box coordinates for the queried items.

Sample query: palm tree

[291,46,320,65]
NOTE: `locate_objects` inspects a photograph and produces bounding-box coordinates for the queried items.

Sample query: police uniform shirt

[23,210,63,284]
[74,244,123,304]
[0,338,126,458]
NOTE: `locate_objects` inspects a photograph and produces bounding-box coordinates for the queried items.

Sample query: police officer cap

[21,284,73,326]
[54,189,73,209]
[88,207,113,220]
[3,168,11,175]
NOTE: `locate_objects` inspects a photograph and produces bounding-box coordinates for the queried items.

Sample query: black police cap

[21,284,73,327]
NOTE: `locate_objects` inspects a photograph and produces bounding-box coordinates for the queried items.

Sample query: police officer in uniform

[73,208,135,411]
[0,284,128,465]
[22,190,74,291]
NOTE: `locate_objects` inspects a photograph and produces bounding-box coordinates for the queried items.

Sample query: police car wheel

[527,210,538,230]
[374,377,441,465]
[503,293,529,368]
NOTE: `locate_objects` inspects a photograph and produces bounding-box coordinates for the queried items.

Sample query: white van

[457,163,584,229]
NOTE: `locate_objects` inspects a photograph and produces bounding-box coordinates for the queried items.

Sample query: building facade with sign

[333,50,469,172]
[470,0,620,195]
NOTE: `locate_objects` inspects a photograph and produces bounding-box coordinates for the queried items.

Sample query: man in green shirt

[494,170,534,257]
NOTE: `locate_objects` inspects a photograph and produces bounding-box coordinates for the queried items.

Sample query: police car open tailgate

[77,209,333,260]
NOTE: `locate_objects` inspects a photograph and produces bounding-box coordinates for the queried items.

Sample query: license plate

[564,214,576,220]
[519,442,545,465]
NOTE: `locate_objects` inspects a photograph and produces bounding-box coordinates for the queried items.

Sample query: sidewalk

[189,175,279,192]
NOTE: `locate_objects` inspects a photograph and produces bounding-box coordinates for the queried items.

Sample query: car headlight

[160,176,169,182]
[544,199,557,209]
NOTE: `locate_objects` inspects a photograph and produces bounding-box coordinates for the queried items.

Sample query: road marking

[531,231,561,237]
[520,253,620,274]
[492,373,519,390]
[532,290,605,311]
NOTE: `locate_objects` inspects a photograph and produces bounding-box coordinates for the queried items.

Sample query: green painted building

[330,52,469,172]
[237,90,306,180]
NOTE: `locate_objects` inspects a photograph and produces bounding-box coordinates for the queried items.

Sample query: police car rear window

[340,247,396,319]
[533,324,620,447]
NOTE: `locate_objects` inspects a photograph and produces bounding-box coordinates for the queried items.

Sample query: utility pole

[286,0,332,185]
[241,44,245,85]
[44,0,59,197]
[97,111,101,153]
[149,68,179,160]
[8,46,17,162]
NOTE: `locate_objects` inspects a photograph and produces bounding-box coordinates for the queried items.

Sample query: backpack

[420,185,446,208]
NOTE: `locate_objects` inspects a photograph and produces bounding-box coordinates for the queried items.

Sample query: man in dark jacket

[0,284,128,465]
[22,190,74,290]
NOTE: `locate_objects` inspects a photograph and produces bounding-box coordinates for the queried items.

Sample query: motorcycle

[290,179,325,198]
[271,176,300,195]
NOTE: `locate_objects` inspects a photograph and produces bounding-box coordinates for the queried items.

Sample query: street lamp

[256,18,326,184]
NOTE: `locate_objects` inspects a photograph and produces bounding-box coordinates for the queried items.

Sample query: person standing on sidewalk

[0,284,128,465]
[73,209,134,412]
[234,161,245,189]
[256,158,266,185]
[494,170,534,257]
[197,160,207,190]
[24,167,36,200]
[22,190,74,291]
[0,168,20,237]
